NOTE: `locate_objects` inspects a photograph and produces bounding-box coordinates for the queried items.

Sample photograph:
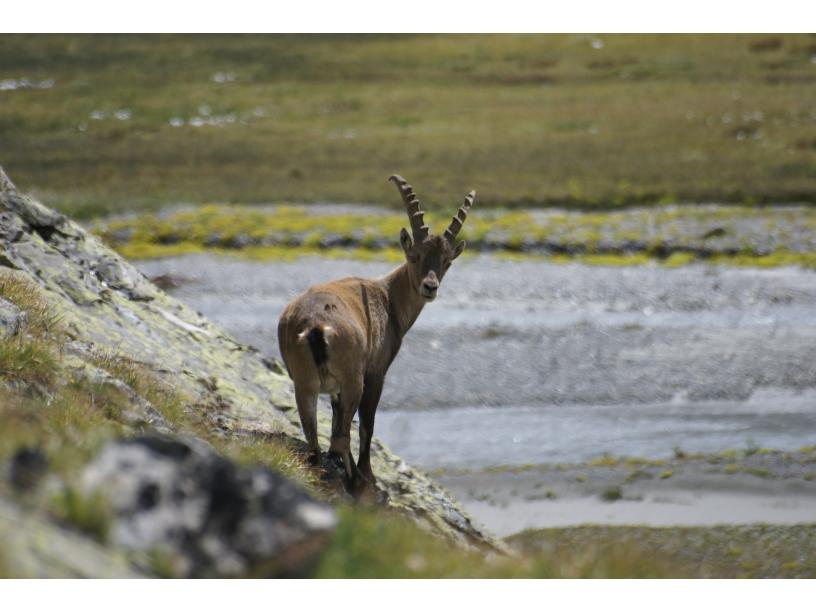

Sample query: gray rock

[0,296,23,338]
[81,435,337,577]
[8,447,48,491]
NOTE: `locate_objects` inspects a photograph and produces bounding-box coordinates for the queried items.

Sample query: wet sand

[460,494,816,537]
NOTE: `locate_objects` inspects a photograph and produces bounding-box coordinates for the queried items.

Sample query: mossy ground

[3,34,816,218]
[92,203,816,268]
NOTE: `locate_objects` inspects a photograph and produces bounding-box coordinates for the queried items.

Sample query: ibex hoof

[326,451,346,472]
[349,477,388,505]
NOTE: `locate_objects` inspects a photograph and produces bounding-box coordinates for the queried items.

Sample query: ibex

[277,175,475,496]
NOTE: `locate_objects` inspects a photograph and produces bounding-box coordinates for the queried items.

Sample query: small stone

[9,447,48,491]
[0,297,24,338]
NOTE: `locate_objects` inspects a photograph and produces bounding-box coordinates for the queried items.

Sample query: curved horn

[389,174,429,244]
[444,190,475,244]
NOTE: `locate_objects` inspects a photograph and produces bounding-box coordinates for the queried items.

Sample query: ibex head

[389,175,475,302]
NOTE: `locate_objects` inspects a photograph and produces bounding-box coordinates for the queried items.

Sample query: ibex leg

[294,382,320,464]
[329,380,364,491]
[357,374,384,484]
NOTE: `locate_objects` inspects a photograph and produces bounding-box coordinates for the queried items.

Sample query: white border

[2,1,814,33]
[1,579,815,610]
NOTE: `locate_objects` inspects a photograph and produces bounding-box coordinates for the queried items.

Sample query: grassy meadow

[2,34,816,219]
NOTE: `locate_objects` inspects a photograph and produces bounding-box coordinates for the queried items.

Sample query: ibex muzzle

[277,175,475,497]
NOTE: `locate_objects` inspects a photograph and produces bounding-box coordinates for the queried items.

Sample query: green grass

[2,34,816,218]
[0,336,60,387]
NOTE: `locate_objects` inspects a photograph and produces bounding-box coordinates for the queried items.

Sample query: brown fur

[277,176,473,496]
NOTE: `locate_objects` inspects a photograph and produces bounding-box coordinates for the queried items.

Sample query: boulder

[80,435,337,577]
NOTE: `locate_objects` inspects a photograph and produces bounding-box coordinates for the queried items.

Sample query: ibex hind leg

[329,381,365,496]
[294,382,321,465]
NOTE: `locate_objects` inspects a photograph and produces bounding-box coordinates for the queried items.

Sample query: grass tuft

[601,486,624,501]
[87,351,186,428]
[216,434,320,493]
[0,335,59,387]
[49,486,113,543]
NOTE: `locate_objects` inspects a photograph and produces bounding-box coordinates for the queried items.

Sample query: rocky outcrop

[0,165,500,570]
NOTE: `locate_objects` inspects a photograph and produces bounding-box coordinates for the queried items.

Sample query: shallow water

[137,254,816,468]
[377,390,816,469]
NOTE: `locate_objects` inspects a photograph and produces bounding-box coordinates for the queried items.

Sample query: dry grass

[216,434,321,494]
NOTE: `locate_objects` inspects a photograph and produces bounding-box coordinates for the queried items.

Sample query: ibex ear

[452,240,466,260]
[399,228,414,258]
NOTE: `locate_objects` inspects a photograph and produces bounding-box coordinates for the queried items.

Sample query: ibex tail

[298,325,334,384]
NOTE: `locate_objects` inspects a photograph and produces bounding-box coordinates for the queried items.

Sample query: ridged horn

[389,174,429,243]
[444,190,475,244]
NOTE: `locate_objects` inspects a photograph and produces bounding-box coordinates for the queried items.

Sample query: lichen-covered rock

[0,165,500,551]
[80,435,337,577]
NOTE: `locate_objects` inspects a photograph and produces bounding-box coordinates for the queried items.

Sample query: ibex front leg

[329,380,365,495]
[357,374,384,486]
